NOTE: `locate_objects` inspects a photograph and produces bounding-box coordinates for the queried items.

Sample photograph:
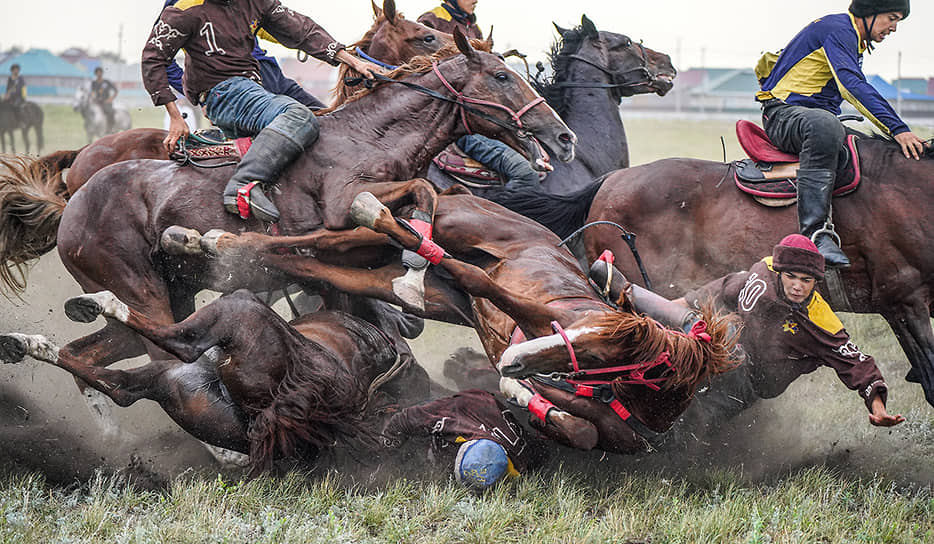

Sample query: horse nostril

[559,132,573,144]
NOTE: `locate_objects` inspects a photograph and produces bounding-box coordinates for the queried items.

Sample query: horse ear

[454,27,478,62]
[553,22,570,37]
[486,26,494,48]
[581,15,599,39]
[371,0,381,18]
[383,0,397,25]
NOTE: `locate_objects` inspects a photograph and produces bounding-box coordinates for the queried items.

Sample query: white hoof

[200,229,229,257]
[391,266,426,311]
[65,291,129,324]
[202,443,250,468]
[350,192,387,230]
[161,226,204,256]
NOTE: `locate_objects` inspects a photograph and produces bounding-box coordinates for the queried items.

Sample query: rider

[755,0,926,268]
[161,0,325,111]
[90,67,118,133]
[382,389,540,491]
[142,0,384,222]
[417,0,483,40]
[3,64,26,124]
[674,234,905,428]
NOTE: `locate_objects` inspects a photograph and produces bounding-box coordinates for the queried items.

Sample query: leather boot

[223,128,303,222]
[796,168,850,268]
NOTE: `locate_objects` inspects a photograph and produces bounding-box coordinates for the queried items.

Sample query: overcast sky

[2,1,931,80]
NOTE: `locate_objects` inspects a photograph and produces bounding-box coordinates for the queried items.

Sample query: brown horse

[0,0,456,293]
[170,189,737,453]
[0,289,412,473]
[583,134,934,409]
[0,100,43,154]
[16,36,572,409]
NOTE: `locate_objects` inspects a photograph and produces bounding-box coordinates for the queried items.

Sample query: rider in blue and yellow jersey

[755,0,926,268]
[417,0,483,40]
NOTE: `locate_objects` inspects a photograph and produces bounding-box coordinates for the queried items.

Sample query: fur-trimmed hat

[849,0,910,19]
[772,234,825,280]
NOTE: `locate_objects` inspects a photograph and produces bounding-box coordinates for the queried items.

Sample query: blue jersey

[756,13,908,136]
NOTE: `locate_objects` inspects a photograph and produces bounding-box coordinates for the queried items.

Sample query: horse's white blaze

[496,327,598,372]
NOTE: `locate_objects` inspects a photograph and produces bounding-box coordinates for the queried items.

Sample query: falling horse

[0,289,412,473]
[583,133,934,410]
[166,189,737,453]
[0,100,43,154]
[0,35,574,427]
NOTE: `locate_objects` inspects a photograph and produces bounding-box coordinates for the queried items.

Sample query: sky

[2,0,931,81]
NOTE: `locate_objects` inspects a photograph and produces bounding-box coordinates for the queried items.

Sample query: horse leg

[499,377,599,450]
[0,332,250,453]
[161,224,390,259]
[351,192,562,337]
[880,299,934,407]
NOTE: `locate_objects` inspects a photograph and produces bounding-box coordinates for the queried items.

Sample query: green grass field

[1,105,934,543]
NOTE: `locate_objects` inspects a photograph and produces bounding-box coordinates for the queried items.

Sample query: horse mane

[0,154,68,295]
[331,7,405,106]
[531,25,588,117]
[319,39,493,114]
[585,303,740,393]
[856,130,934,161]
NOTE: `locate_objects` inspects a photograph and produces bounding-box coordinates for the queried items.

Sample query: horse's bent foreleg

[500,377,599,450]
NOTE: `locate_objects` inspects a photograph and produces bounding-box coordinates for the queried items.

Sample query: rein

[355,47,400,71]
[350,61,547,136]
[546,41,653,91]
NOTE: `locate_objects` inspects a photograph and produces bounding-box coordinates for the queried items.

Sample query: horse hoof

[350,192,387,229]
[392,275,426,312]
[200,229,229,257]
[161,226,203,256]
[65,291,128,323]
[0,334,27,363]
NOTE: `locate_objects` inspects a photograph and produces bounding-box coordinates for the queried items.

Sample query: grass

[0,467,931,543]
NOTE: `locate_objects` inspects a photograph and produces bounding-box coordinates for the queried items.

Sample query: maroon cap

[772,234,824,280]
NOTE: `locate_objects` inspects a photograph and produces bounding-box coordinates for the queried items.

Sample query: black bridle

[547,40,654,91]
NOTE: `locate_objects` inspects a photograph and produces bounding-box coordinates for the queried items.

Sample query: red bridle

[431,62,547,135]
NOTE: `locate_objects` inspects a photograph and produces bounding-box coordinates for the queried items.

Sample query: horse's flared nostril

[559,132,576,145]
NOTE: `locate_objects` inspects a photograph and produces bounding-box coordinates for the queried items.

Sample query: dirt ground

[2,252,933,490]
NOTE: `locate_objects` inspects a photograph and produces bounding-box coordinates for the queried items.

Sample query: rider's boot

[796,168,850,268]
[222,127,304,222]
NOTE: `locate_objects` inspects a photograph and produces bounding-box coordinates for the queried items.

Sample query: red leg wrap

[410,218,433,240]
[527,393,556,423]
[236,181,259,220]
[416,237,445,265]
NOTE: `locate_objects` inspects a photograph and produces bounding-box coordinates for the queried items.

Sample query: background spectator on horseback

[161,0,325,111]
[142,0,386,223]
[90,67,119,134]
[755,0,926,269]
[417,0,483,40]
[382,389,543,491]
[3,64,27,123]
[674,234,905,428]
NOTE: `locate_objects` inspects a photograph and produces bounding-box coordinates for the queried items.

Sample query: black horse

[0,101,43,154]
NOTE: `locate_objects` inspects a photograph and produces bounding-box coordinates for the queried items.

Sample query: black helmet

[849,0,910,19]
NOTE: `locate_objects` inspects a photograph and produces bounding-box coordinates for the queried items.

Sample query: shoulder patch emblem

[738,272,767,312]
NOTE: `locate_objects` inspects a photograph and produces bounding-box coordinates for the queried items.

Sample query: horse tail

[487,176,605,239]
[246,356,375,474]
[0,154,69,294]
[31,148,82,198]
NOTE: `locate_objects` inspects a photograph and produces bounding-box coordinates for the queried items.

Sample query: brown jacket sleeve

[805,323,888,411]
[259,0,344,66]
[141,7,192,106]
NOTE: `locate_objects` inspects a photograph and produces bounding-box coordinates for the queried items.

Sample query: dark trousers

[762,103,847,171]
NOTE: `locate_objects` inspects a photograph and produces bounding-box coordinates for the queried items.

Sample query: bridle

[351,59,549,137]
[547,40,655,92]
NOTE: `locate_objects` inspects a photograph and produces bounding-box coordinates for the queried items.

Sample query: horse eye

[625,39,633,47]
[423,35,436,44]
[494,72,509,82]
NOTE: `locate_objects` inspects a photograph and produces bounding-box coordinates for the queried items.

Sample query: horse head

[496,308,739,396]
[439,28,577,171]
[549,15,676,100]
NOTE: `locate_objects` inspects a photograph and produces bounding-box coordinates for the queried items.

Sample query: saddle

[733,120,861,207]
[172,129,252,161]
[431,142,505,187]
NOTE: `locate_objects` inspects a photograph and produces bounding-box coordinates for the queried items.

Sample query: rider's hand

[164,115,190,153]
[894,130,926,160]
[354,58,388,79]
[868,396,905,427]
